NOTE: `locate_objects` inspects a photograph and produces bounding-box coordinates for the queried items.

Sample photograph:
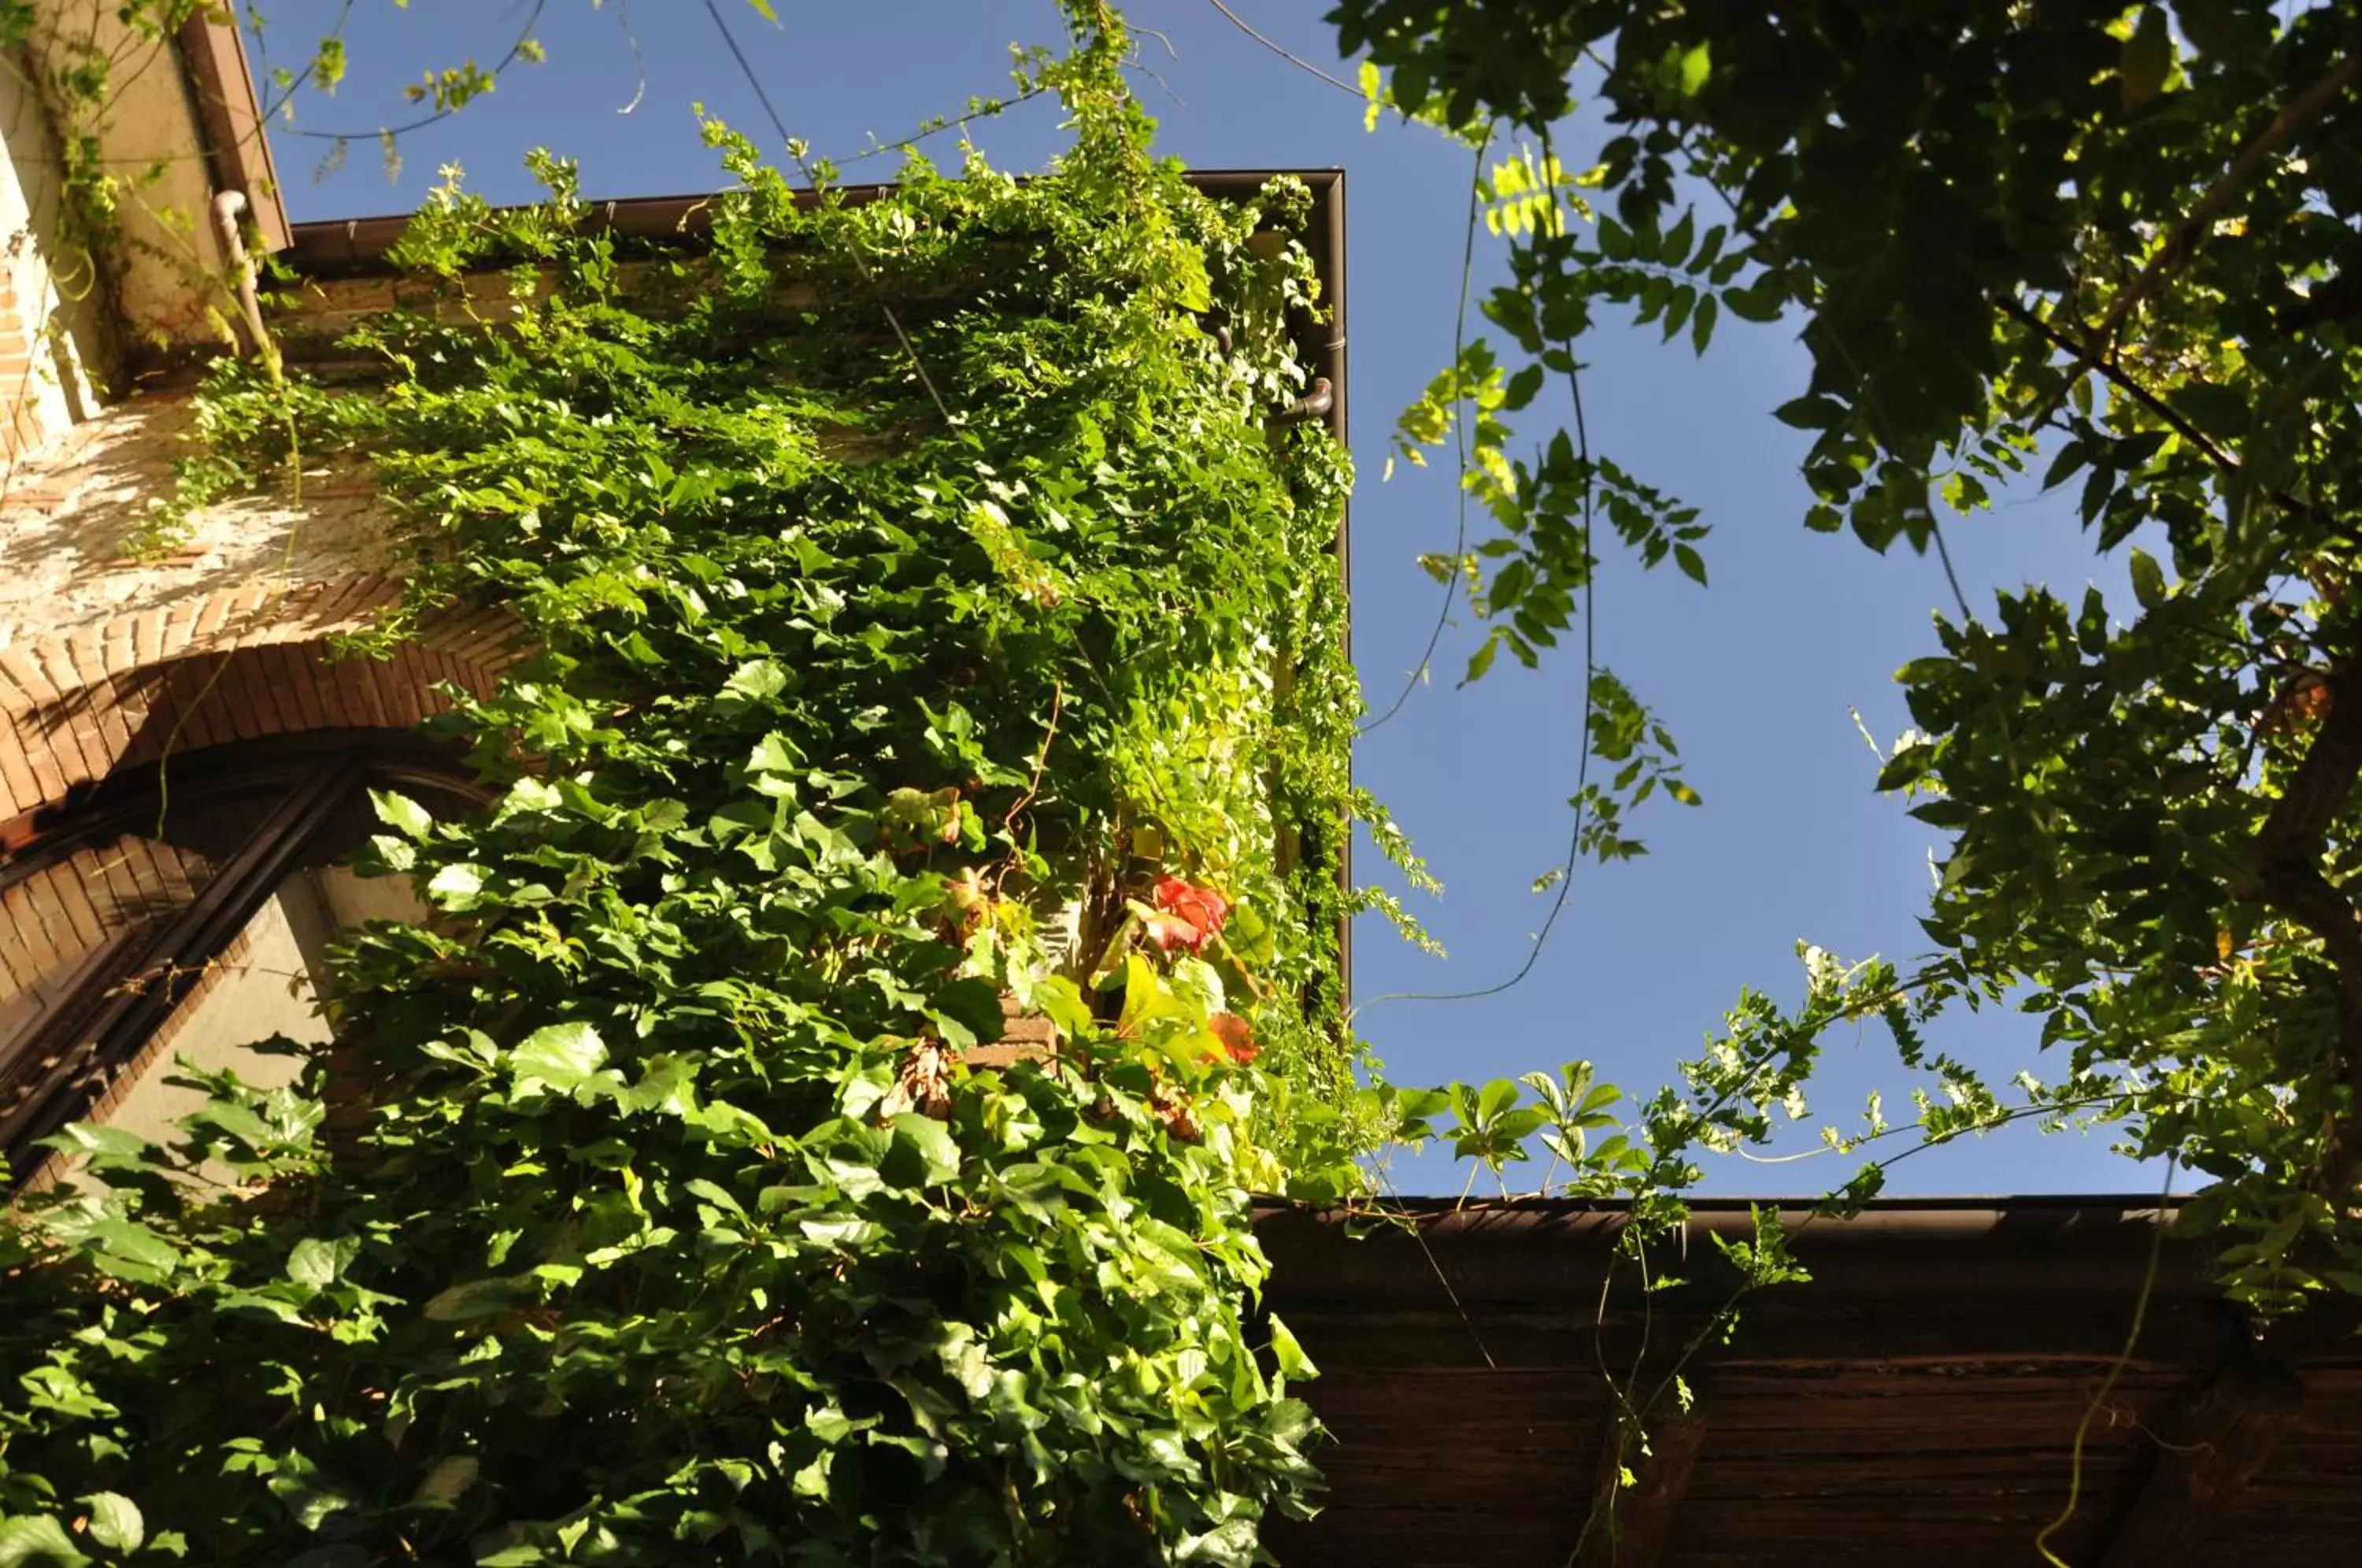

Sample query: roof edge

[276,168,1342,274]
[176,13,291,250]
[1253,1194,2225,1307]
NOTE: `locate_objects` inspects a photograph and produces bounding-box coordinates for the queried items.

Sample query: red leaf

[1210,1011,1259,1066]
[1153,878,1230,945]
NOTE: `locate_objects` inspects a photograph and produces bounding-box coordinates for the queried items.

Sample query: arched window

[0,731,482,1187]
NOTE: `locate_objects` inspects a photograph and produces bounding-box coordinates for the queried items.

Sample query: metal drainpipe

[1311,170,1352,1008]
[210,190,271,363]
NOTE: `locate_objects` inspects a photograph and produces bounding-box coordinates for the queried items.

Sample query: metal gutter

[1314,172,1353,1003]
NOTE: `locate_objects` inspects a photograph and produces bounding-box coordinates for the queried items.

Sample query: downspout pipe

[210,190,272,365]
[1315,169,1351,1004]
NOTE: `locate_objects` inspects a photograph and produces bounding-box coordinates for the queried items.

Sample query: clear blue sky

[245,1,2157,1196]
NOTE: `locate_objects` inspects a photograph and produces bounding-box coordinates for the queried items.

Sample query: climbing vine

[27,0,2362,1560]
[0,9,1435,1561]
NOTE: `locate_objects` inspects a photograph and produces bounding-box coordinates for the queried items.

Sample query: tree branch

[269,0,550,143]
[2249,662,2362,1197]
[2001,294,2327,526]
[1998,296,2240,476]
[2070,50,2361,383]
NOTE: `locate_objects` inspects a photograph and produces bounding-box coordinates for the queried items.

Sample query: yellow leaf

[1678,41,1712,97]
[1117,952,1159,1039]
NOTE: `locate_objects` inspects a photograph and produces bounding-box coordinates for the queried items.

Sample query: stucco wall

[2,6,287,472]
[94,879,326,1151]
[43,861,427,1188]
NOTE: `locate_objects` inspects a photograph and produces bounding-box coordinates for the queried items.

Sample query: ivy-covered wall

[0,20,1399,1566]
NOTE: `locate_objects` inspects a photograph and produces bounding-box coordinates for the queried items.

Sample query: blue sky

[246,1,2157,1196]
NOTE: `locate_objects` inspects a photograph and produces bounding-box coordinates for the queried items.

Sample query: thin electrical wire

[2034,1155,2179,1567]
[1354,349,1599,1012]
[268,0,550,143]
[1376,1167,1498,1370]
[1362,129,1493,734]
[828,87,1053,167]
[700,0,954,427]
[1202,0,1364,97]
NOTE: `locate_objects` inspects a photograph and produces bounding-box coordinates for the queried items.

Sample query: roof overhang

[1257,1195,2362,1566]
[17,6,287,350]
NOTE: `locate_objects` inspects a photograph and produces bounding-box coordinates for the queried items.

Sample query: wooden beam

[1259,1300,2244,1374]
[2098,1352,2305,1568]
[1575,1400,1707,1568]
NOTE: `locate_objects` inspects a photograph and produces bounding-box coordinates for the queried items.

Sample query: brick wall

[0,573,520,823]
[0,394,402,647]
[0,250,92,471]
[1,828,223,1187]
[1,268,34,464]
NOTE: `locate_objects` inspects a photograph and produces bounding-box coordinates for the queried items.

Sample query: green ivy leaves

[0,17,1361,1562]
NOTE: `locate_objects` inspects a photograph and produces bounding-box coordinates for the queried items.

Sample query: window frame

[0,731,483,1185]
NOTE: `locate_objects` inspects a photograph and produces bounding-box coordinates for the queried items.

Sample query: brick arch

[0,574,522,821]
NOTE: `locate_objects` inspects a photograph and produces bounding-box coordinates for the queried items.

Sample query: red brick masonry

[0,573,519,819]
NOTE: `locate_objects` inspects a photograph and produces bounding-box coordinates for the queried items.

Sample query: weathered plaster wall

[87,879,324,1152]
[22,3,254,353]
[2,6,287,475]
[0,397,520,826]
[0,392,398,648]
